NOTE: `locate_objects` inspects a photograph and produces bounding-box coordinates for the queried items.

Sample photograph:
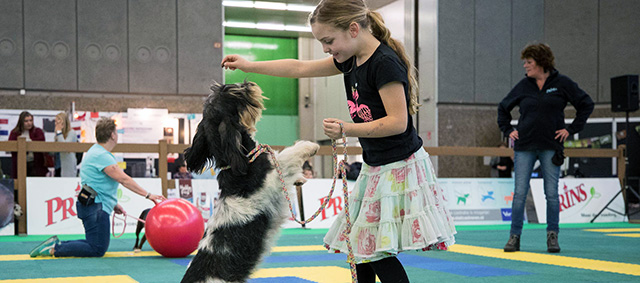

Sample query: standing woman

[9,111,47,178]
[54,112,78,177]
[222,0,456,281]
[498,43,594,253]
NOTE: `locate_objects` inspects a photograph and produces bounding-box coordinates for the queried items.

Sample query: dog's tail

[185,123,210,173]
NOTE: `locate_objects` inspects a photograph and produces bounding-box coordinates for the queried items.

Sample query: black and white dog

[181,81,319,283]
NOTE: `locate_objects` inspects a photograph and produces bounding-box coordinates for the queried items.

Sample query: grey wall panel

[474,0,511,103]
[545,0,598,102]
[438,0,475,103]
[177,0,223,94]
[129,0,177,93]
[77,0,128,92]
[24,0,77,90]
[599,0,640,103]
[0,0,24,89]
[511,0,544,87]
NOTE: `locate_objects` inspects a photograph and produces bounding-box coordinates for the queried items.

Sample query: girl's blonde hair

[310,0,420,114]
[55,112,71,139]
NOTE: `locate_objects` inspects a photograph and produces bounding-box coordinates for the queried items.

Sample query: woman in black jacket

[497,43,594,253]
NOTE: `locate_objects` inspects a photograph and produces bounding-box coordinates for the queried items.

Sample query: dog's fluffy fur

[181,81,319,283]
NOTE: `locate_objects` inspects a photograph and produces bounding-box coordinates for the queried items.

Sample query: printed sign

[26,178,161,235]
[530,178,625,223]
[439,178,516,225]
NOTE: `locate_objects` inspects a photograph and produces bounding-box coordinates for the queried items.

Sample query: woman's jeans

[511,150,560,236]
[54,202,110,257]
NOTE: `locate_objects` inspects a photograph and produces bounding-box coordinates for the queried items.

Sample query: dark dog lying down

[180,81,319,283]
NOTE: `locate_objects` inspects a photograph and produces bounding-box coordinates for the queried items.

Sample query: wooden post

[17,137,27,234]
[159,139,168,197]
[294,181,306,228]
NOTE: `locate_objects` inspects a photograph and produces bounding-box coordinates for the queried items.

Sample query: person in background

[302,161,314,179]
[54,112,78,177]
[173,160,193,179]
[29,117,165,258]
[490,142,514,178]
[8,111,47,178]
[498,43,594,253]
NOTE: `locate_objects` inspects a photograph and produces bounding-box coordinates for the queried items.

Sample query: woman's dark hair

[11,111,33,134]
[521,43,555,73]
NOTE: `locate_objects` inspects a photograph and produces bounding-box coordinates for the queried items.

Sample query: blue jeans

[54,202,110,257]
[511,150,560,235]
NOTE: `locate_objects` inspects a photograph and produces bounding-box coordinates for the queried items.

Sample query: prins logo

[319,196,343,220]
[45,183,80,226]
[559,183,588,212]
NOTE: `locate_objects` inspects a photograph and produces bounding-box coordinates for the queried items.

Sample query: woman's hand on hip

[509,130,519,140]
[555,129,569,142]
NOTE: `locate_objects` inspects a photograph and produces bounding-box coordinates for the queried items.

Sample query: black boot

[504,234,520,252]
[547,231,560,253]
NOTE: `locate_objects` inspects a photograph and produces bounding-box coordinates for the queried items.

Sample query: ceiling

[224,0,397,38]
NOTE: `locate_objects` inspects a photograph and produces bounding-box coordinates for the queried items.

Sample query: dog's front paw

[294,140,320,158]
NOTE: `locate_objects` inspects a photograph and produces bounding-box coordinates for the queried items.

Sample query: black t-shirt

[334,43,422,166]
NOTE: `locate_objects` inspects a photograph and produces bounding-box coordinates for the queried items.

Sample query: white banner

[26,177,162,235]
[290,179,357,229]
[439,178,516,225]
[530,178,625,223]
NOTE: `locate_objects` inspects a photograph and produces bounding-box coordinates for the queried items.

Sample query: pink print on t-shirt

[348,87,373,122]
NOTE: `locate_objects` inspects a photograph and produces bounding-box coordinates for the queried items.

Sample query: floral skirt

[323,147,456,264]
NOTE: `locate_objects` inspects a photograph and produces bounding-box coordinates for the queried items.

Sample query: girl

[54,112,78,177]
[222,0,456,281]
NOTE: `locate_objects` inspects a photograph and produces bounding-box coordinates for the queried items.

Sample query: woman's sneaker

[503,234,520,252]
[29,235,59,257]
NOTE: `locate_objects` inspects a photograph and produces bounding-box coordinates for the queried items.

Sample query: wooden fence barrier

[0,137,625,234]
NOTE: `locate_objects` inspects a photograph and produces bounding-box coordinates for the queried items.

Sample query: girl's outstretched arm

[221,55,341,78]
[324,81,408,139]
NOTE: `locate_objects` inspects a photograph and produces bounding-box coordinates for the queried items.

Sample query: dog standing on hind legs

[181,81,319,283]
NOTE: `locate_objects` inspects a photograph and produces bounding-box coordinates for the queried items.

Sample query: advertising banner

[438,178,516,225]
[530,178,625,223]
[26,177,161,235]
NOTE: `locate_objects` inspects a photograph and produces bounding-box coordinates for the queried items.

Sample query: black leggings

[355,256,409,283]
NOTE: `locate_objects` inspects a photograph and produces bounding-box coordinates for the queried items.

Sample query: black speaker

[611,75,639,112]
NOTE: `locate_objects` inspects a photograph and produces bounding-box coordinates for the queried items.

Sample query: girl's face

[311,22,355,63]
[523,58,545,78]
[23,116,33,131]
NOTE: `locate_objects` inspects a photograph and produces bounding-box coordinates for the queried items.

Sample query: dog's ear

[218,120,248,175]
[184,123,210,173]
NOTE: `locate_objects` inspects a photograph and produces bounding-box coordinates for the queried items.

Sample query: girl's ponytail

[368,10,420,115]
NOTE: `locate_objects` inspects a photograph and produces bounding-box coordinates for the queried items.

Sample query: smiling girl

[221,1,456,281]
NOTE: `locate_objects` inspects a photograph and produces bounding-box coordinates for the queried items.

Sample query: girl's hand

[54,119,63,132]
[221,55,249,71]
[509,130,519,140]
[555,129,569,142]
[323,118,346,140]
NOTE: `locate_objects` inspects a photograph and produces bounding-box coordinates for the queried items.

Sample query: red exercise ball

[145,198,205,258]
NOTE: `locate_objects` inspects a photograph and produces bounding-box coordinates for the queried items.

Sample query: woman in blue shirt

[30,117,166,257]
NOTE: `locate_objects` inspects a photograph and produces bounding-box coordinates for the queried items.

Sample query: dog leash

[112,212,146,238]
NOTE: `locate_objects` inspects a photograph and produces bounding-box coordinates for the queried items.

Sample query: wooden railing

[0,137,625,234]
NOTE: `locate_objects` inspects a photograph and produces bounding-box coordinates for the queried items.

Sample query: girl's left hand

[323,118,346,140]
[555,129,569,142]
